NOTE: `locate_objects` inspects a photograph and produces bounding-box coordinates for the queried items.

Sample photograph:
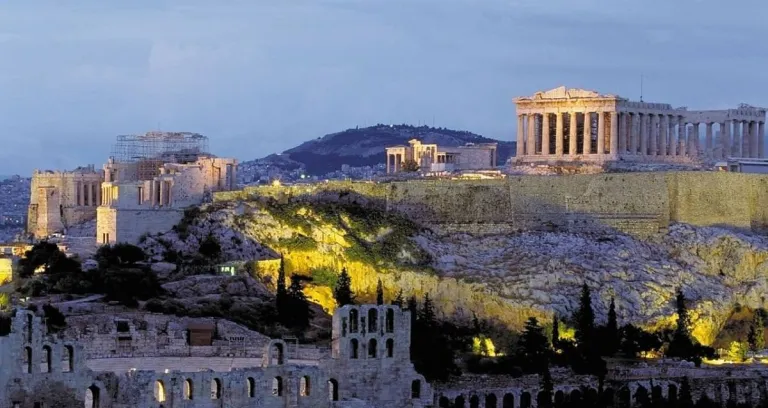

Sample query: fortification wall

[215,173,768,236]
[97,207,183,244]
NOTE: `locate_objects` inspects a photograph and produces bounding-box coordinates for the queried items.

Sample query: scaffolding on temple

[109,131,210,181]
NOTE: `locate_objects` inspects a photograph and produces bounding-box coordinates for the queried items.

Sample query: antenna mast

[640,74,644,102]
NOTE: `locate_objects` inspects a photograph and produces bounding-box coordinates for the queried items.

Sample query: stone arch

[349,309,359,333]
[41,345,52,373]
[486,393,498,408]
[386,308,395,333]
[503,393,514,408]
[601,388,615,407]
[570,389,582,405]
[618,386,631,408]
[520,392,532,408]
[272,376,283,397]
[154,380,166,402]
[368,338,377,358]
[368,307,378,333]
[585,388,598,405]
[62,344,74,373]
[411,379,421,399]
[538,391,551,408]
[264,339,287,366]
[328,378,339,401]
[23,346,32,373]
[554,390,565,406]
[668,384,678,405]
[184,378,194,400]
[454,395,466,408]
[652,385,663,406]
[211,378,222,399]
[470,394,480,408]
[350,338,359,359]
[85,384,100,408]
[26,312,33,340]
[247,377,255,398]
[386,338,394,357]
[300,375,311,397]
[438,395,451,407]
[635,385,650,407]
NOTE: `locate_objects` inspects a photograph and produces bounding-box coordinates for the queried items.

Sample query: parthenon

[514,86,767,164]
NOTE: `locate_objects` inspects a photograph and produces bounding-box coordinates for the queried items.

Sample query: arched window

[503,393,514,408]
[520,392,532,408]
[23,346,32,373]
[247,377,255,398]
[272,342,284,365]
[272,377,283,397]
[470,395,480,408]
[349,309,359,333]
[385,338,394,357]
[368,308,378,333]
[85,385,100,408]
[439,396,451,407]
[26,314,33,341]
[41,345,51,373]
[350,339,359,359]
[385,308,394,333]
[411,380,421,399]
[328,379,339,401]
[184,379,194,400]
[485,394,498,408]
[454,395,465,408]
[211,378,222,399]
[154,380,166,402]
[368,338,377,358]
[62,345,74,373]
[300,376,311,396]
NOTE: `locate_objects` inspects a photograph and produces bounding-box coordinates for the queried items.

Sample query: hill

[246,124,515,176]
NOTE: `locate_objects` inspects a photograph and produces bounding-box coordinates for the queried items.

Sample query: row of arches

[348,307,395,334]
[152,375,341,402]
[349,338,394,359]
[22,345,74,374]
[438,385,681,408]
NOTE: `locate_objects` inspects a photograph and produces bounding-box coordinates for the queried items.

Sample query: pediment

[532,86,604,100]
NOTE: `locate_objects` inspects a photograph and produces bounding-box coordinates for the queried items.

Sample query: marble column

[759,122,766,158]
[691,123,700,157]
[649,115,658,156]
[659,115,668,157]
[96,183,101,206]
[516,115,525,159]
[88,183,94,207]
[732,120,741,157]
[618,113,627,154]
[741,121,749,157]
[609,112,618,158]
[638,113,647,155]
[668,116,676,157]
[596,112,605,155]
[555,112,564,156]
[527,114,536,155]
[723,120,732,158]
[582,112,592,155]
[749,121,758,158]
[677,117,686,156]
[569,112,578,156]
[705,123,713,158]
[542,113,550,156]
[629,113,640,154]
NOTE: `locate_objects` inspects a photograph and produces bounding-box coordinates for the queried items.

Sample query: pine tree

[551,315,560,350]
[748,312,765,353]
[668,288,696,362]
[285,275,313,330]
[391,289,404,308]
[407,295,419,316]
[606,297,619,355]
[275,255,287,319]
[333,267,355,306]
[518,317,550,373]
[675,289,691,339]
[575,283,595,355]
[376,279,384,305]
[538,364,554,408]
[421,293,436,326]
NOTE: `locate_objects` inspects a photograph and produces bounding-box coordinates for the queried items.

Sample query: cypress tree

[538,364,554,408]
[551,315,560,350]
[606,297,619,355]
[376,279,384,305]
[679,377,693,408]
[518,317,549,373]
[421,293,436,326]
[748,311,765,353]
[285,274,313,330]
[675,289,691,339]
[391,289,404,307]
[333,267,355,306]
[575,283,595,354]
[275,255,287,318]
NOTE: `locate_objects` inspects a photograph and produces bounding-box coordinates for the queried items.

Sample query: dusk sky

[1,0,766,175]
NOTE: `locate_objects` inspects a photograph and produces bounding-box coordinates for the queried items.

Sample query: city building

[26,165,103,239]
[385,139,497,174]
[514,86,767,164]
[96,131,237,245]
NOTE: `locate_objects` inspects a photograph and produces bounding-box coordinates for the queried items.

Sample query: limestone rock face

[167,200,768,345]
[162,275,272,300]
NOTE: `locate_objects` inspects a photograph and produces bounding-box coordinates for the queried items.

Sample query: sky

[1,0,767,175]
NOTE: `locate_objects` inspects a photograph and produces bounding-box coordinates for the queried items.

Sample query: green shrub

[278,235,317,252]
[309,267,338,288]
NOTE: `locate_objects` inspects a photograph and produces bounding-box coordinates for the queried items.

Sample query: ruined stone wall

[97,206,183,244]
[27,169,103,238]
[215,173,768,236]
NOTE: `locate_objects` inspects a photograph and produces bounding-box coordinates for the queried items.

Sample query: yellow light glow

[472,336,498,357]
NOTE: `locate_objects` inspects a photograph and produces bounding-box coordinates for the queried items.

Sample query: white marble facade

[514,86,767,163]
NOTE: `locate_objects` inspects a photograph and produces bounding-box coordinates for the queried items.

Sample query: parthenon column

[649,115,658,156]
[596,112,605,155]
[668,116,676,157]
[759,122,766,158]
[659,115,668,157]
[583,112,592,155]
[629,114,638,154]
[732,120,741,157]
[527,114,536,155]
[555,112,564,156]
[609,112,618,158]
[741,121,749,157]
[542,113,550,156]
[638,113,647,156]
[723,120,732,158]
[516,115,525,158]
[691,123,700,157]
[748,121,757,158]
[618,113,627,154]
[87,182,94,207]
[569,112,578,156]
[677,117,686,156]
[705,123,713,158]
